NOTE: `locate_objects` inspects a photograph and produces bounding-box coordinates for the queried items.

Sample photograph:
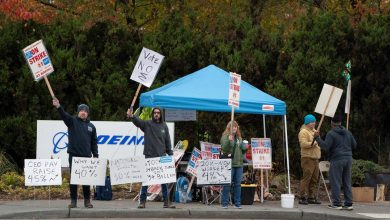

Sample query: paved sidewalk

[0,199,389,219]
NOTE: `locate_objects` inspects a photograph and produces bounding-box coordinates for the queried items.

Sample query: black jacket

[57,106,98,158]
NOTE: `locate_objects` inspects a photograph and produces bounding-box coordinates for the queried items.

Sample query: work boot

[137,201,146,209]
[163,199,176,208]
[68,199,77,208]
[84,199,93,208]
[308,198,321,204]
[298,197,308,205]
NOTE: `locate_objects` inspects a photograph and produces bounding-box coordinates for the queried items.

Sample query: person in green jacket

[220,120,248,209]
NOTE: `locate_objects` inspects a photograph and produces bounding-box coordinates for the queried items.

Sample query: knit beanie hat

[304,114,316,125]
[77,104,89,114]
[331,113,342,124]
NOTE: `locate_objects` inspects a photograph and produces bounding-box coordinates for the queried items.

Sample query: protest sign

[200,141,221,159]
[22,39,54,81]
[70,157,107,186]
[251,138,272,169]
[143,156,176,186]
[228,72,241,108]
[186,148,202,177]
[196,159,231,185]
[130,47,164,88]
[109,156,146,185]
[24,159,62,186]
[315,84,343,118]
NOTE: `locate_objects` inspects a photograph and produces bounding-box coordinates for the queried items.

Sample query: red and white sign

[22,40,54,81]
[186,148,202,176]
[228,72,241,108]
[251,138,272,169]
[200,141,221,159]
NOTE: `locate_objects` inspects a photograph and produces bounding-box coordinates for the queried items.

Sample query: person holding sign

[314,113,357,210]
[127,107,175,209]
[53,98,98,209]
[220,120,247,209]
[298,114,321,205]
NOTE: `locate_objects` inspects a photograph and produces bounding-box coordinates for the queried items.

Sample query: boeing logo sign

[52,132,145,155]
[37,120,174,167]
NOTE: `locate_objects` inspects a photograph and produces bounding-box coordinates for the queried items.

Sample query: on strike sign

[228,72,241,108]
[22,39,54,81]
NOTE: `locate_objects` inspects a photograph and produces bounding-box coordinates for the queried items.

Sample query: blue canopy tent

[139,64,292,196]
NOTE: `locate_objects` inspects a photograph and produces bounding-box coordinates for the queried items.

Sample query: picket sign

[24,159,62,186]
[70,157,107,186]
[196,159,231,185]
[109,156,146,185]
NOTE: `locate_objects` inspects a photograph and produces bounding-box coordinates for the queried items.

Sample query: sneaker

[299,198,308,205]
[234,205,242,209]
[222,206,228,209]
[328,204,342,210]
[342,205,354,211]
[307,198,321,204]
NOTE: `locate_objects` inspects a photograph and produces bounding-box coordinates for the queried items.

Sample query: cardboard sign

[142,156,176,186]
[228,72,241,107]
[24,159,62,186]
[314,84,343,117]
[70,157,107,186]
[200,141,221,159]
[186,148,202,176]
[251,138,272,169]
[109,156,146,185]
[130,47,164,88]
[196,159,231,185]
[22,40,54,81]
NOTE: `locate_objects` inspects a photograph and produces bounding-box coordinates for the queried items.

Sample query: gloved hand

[93,154,99,158]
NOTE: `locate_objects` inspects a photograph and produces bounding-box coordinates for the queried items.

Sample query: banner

[22,39,54,81]
[130,47,164,88]
[109,156,146,185]
[165,109,197,121]
[196,159,231,185]
[143,156,176,186]
[251,138,272,169]
[200,141,221,159]
[24,159,62,186]
[70,157,107,186]
[36,120,174,167]
[228,72,241,108]
[186,148,201,176]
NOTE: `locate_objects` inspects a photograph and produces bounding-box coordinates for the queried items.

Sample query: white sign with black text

[24,159,62,186]
[130,47,164,88]
[70,157,107,186]
[109,156,146,185]
[143,156,176,186]
[196,159,231,185]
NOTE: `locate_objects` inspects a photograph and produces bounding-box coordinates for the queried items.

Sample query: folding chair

[316,161,332,203]
[202,185,222,205]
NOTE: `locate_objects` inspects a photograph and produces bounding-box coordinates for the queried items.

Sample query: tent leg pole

[284,115,291,194]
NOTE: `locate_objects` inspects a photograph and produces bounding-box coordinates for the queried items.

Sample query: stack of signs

[200,141,221,159]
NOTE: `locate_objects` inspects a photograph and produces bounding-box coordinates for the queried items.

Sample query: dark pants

[299,157,319,199]
[329,158,353,206]
[68,154,91,201]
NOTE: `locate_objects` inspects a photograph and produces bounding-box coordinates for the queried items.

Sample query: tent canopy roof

[140,65,286,115]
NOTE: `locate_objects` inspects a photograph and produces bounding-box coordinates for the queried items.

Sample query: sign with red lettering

[22,40,54,81]
[228,72,241,108]
[130,47,164,88]
[186,148,201,176]
[200,141,221,160]
[251,138,272,169]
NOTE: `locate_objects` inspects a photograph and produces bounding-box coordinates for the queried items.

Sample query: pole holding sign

[129,47,164,113]
[22,39,56,98]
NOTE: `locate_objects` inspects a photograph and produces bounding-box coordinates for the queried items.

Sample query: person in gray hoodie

[127,107,174,209]
[314,113,357,210]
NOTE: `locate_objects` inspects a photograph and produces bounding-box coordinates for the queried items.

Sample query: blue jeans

[140,184,168,203]
[222,166,243,207]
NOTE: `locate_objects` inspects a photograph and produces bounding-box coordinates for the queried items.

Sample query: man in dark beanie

[314,112,357,210]
[127,107,175,209]
[53,98,98,209]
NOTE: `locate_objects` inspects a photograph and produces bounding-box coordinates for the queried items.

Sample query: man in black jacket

[314,113,357,210]
[127,107,175,209]
[53,98,98,209]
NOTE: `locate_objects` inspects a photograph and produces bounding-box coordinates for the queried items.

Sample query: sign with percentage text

[109,156,146,185]
[142,156,176,186]
[70,157,107,186]
[196,159,231,185]
[24,159,62,186]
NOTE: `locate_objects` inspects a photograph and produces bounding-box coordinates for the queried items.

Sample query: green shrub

[352,159,385,186]
[1,171,24,188]
[0,152,18,175]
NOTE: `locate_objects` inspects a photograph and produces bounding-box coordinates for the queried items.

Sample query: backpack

[174,176,192,203]
[94,176,113,201]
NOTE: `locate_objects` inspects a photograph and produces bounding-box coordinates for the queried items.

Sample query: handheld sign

[70,157,107,186]
[24,159,62,186]
[196,159,231,185]
[22,40,55,98]
[251,138,272,169]
[312,84,343,145]
[143,156,176,186]
[186,148,202,177]
[129,47,164,113]
[228,72,241,108]
[109,156,146,185]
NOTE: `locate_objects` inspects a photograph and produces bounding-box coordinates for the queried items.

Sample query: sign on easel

[186,148,202,176]
[143,156,176,186]
[24,159,62,186]
[251,138,272,169]
[70,157,107,186]
[109,156,146,185]
[130,47,164,88]
[22,39,54,81]
[196,159,231,185]
[228,72,241,108]
[314,84,343,117]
